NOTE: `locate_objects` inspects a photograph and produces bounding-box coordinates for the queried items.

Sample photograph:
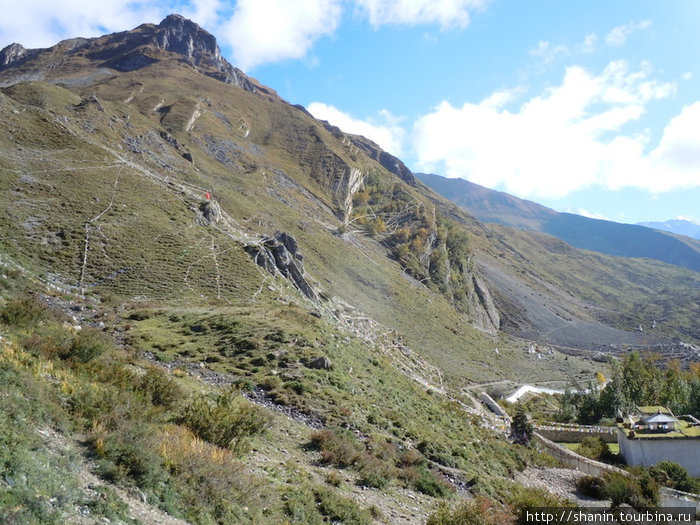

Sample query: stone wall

[659,487,700,514]
[536,432,700,514]
[536,425,616,443]
[534,432,625,477]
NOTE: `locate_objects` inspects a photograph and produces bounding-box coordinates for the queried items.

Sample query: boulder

[308,356,332,370]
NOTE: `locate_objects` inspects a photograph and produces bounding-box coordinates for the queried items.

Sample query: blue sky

[2,0,699,224]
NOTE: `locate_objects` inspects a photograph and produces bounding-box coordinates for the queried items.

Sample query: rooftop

[619,420,700,439]
[637,405,673,415]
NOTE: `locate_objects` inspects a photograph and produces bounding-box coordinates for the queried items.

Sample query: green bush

[576,475,605,498]
[509,486,569,525]
[310,428,363,468]
[314,486,372,525]
[649,461,700,493]
[65,328,114,363]
[357,455,392,488]
[96,426,168,489]
[602,471,659,509]
[137,366,183,409]
[577,436,615,462]
[413,467,452,497]
[0,295,48,327]
[282,486,325,525]
[180,389,270,454]
[427,497,513,525]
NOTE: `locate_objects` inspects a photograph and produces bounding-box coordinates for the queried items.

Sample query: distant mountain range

[416,173,700,272]
[637,219,700,240]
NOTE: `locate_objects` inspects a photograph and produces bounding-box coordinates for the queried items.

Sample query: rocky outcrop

[471,275,500,333]
[0,43,28,67]
[332,167,364,224]
[154,14,261,91]
[346,133,415,186]
[197,200,221,225]
[245,232,317,300]
[307,356,332,370]
[0,14,266,95]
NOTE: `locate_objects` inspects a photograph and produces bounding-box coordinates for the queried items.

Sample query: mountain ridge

[638,219,700,241]
[1,14,699,524]
[416,172,700,272]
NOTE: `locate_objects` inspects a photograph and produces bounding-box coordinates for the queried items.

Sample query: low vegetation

[0,290,556,523]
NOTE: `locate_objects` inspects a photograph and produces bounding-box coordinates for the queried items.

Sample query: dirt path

[515,467,609,508]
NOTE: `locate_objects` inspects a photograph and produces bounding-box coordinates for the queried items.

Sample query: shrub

[324,470,343,487]
[310,428,363,468]
[314,486,372,525]
[180,389,270,454]
[20,326,72,359]
[0,295,48,327]
[417,440,458,468]
[157,425,268,523]
[357,455,392,488]
[137,366,183,409]
[649,461,700,493]
[509,486,569,524]
[397,447,425,468]
[601,470,659,509]
[577,436,615,462]
[65,328,114,363]
[413,467,452,497]
[576,475,605,499]
[427,497,514,525]
[96,425,168,490]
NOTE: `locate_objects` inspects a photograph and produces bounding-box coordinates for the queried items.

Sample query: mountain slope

[638,219,700,241]
[1,14,699,524]
[416,172,700,272]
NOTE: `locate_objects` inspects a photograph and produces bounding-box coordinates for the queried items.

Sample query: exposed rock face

[0,14,264,94]
[0,43,28,67]
[156,14,218,58]
[154,14,259,91]
[344,132,416,186]
[245,232,317,300]
[471,275,500,333]
[198,200,221,225]
[332,167,364,224]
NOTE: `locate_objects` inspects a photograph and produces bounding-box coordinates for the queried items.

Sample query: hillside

[0,14,698,524]
[416,172,700,273]
[638,219,700,241]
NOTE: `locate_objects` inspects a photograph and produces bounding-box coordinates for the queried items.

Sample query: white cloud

[1,0,494,70]
[412,61,689,198]
[307,102,405,155]
[606,20,651,47]
[529,41,569,64]
[579,33,597,53]
[354,0,490,29]
[221,0,342,71]
[569,208,611,221]
[645,102,700,191]
[0,0,165,48]
[181,0,224,27]
[675,215,699,224]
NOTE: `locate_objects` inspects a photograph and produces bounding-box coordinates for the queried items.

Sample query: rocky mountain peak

[0,14,265,94]
[156,14,221,61]
[0,43,28,67]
